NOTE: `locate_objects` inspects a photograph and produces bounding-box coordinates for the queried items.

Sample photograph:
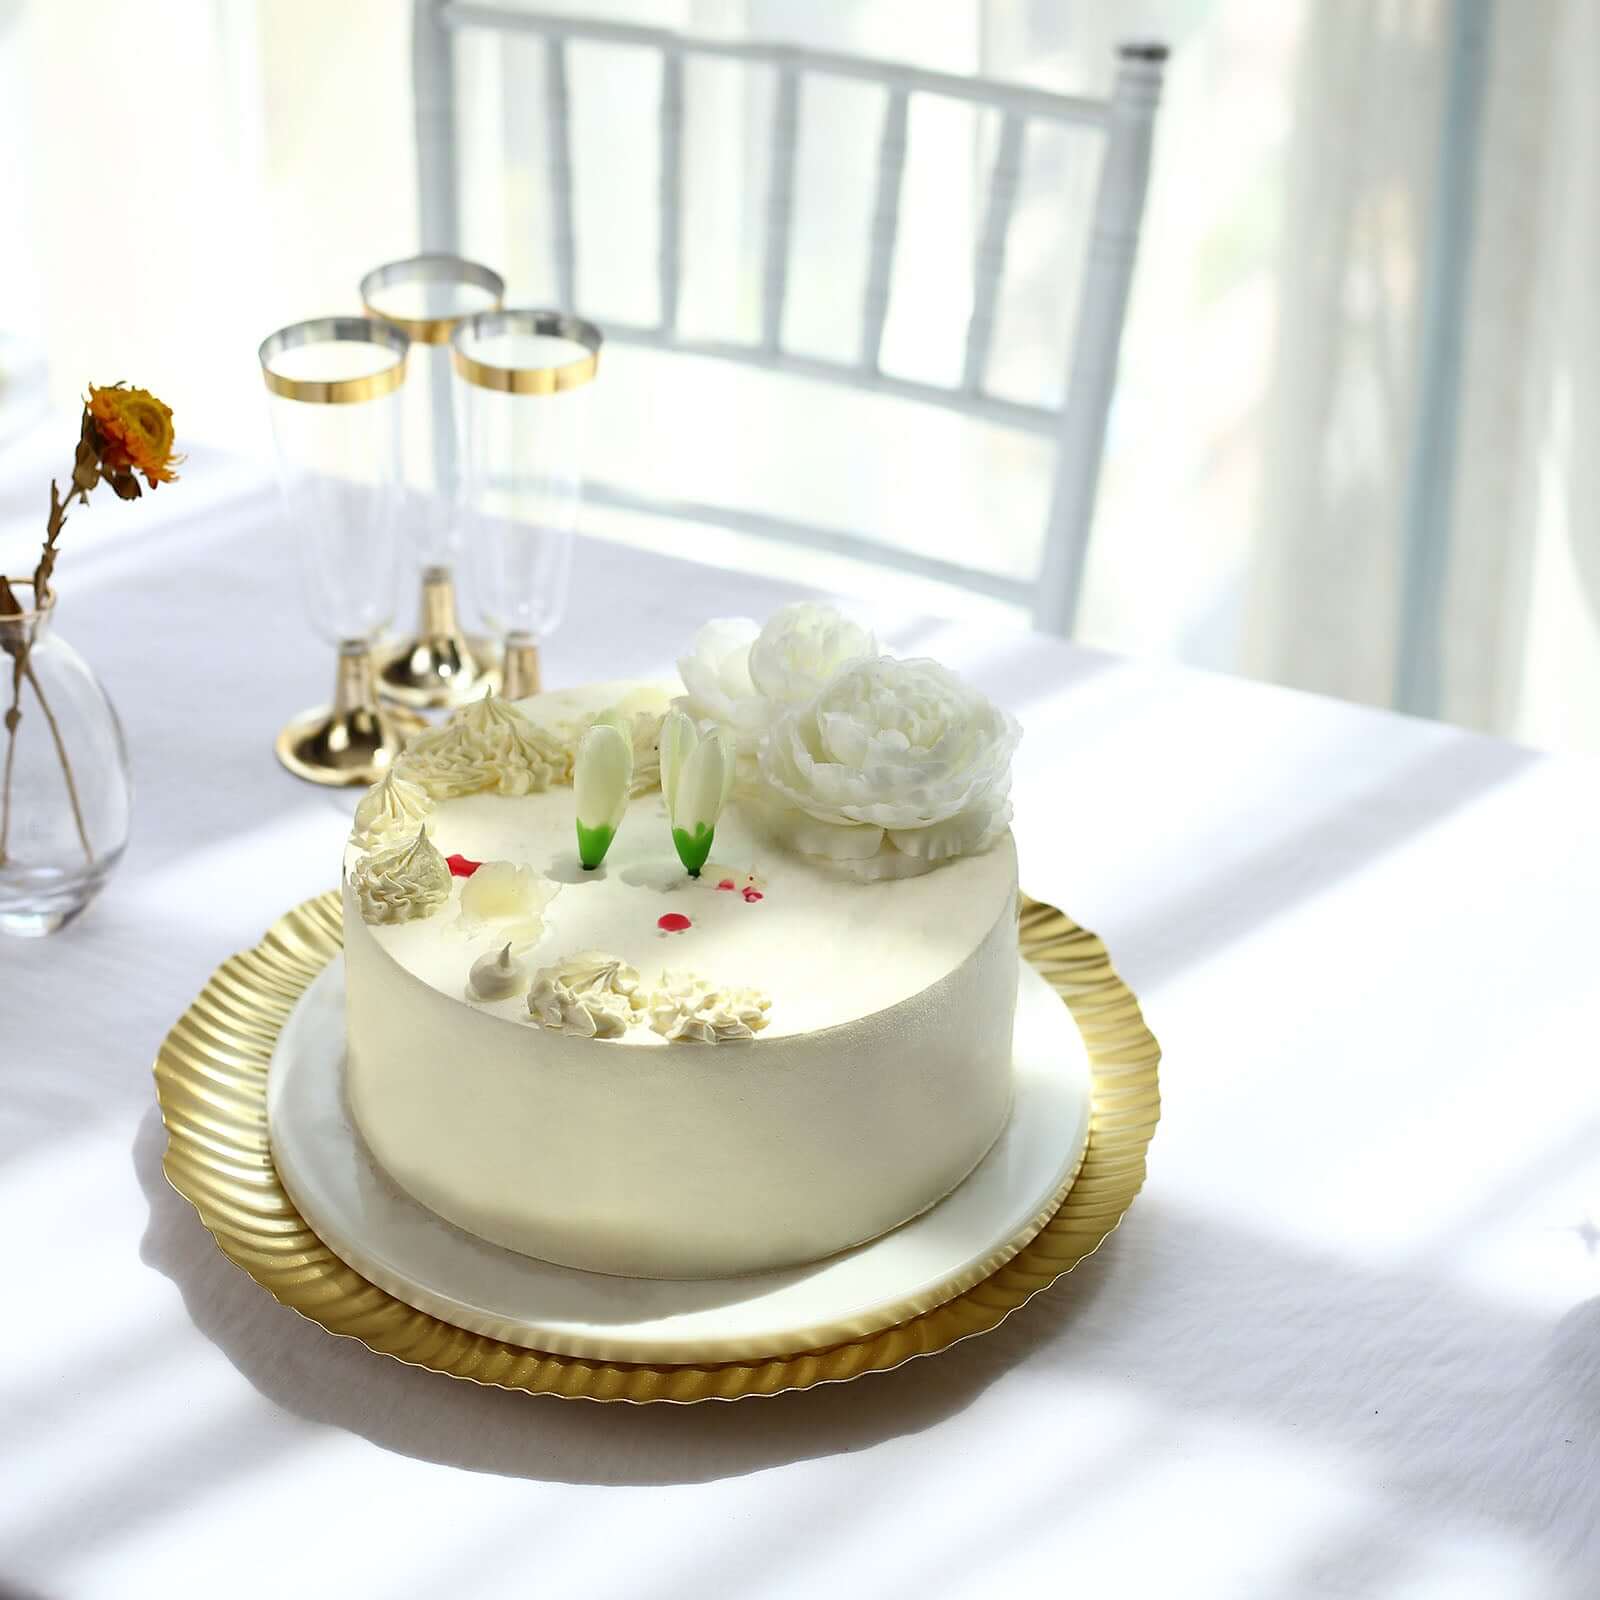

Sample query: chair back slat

[544,35,577,311]
[961,111,1025,395]
[657,50,685,335]
[419,3,1166,634]
[762,64,801,353]
[1035,46,1166,633]
[443,3,1110,125]
[859,87,909,374]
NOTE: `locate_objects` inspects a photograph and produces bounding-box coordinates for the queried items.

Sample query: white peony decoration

[675,617,767,752]
[746,602,877,712]
[753,656,1020,880]
[675,603,876,755]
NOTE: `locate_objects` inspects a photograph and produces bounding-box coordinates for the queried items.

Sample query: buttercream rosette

[528,951,644,1040]
[350,767,435,852]
[751,655,1019,880]
[647,971,771,1044]
[398,691,567,799]
[561,687,669,797]
[352,828,453,924]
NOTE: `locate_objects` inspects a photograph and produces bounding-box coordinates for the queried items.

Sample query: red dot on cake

[445,853,483,878]
[742,888,764,902]
[657,912,692,933]
[716,879,736,891]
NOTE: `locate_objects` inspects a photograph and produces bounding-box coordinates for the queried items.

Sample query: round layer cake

[342,614,1023,1280]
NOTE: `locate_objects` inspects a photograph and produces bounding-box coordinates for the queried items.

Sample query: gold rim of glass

[360,254,506,345]
[259,317,410,405]
[451,308,603,395]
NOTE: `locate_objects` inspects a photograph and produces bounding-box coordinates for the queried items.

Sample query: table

[4,443,1599,1600]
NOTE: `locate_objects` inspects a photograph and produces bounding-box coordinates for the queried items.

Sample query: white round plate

[267,959,1091,1364]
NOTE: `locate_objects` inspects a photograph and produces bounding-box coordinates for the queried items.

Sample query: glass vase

[0,581,131,937]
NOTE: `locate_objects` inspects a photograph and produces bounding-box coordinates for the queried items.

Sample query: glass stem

[501,634,541,700]
[419,564,461,640]
[333,640,378,717]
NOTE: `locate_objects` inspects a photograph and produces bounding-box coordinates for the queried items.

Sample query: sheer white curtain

[1,0,1596,754]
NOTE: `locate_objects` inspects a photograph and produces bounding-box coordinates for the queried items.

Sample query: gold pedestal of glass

[499,634,541,700]
[276,641,425,789]
[375,566,500,709]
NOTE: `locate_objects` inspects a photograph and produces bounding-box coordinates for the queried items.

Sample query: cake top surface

[346,603,1024,1048]
[349,680,1017,1043]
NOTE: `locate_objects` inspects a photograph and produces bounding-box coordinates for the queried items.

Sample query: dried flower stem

[25,657,93,860]
[0,467,94,869]
[0,657,21,867]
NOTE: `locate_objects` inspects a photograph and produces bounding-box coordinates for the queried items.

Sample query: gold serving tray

[154,892,1160,1403]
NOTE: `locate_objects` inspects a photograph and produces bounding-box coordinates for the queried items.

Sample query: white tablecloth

[4,445,1599,1600]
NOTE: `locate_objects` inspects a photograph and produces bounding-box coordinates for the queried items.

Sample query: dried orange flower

[86,383,182,488]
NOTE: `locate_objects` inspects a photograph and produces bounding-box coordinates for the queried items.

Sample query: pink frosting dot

[657,912,692,933]
[742,888,764,903]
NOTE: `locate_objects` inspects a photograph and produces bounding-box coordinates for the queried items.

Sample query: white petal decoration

[658,709,698,819]
[671,729,728,877]
[752,655,1019,877]
[456,861,560,946]
[746,602,877,711]
[742,790,886,860]
[574,723,632,868]
[886,789,1012,861]
[676,617,770,752]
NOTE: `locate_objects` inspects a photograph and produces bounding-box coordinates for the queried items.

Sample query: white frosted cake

[342,604,1024,1279]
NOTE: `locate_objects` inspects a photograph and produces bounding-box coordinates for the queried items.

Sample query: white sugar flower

[659,710,732,877]
[675,604,876,756]
[675,618,768,752]
[456,861,560,945]
[746,602,877,712]
[574,722,632,869]
[753,656,1019,880]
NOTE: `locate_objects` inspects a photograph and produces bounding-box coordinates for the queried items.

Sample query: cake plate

[269,956,1089,1362]
[155,893,1161,1402]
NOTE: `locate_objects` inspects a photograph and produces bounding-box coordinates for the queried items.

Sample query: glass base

[0,855,121,938]
[0,906,72,938]
[275,701,427,789]
[375,632,500,709]
[374,566,500,709]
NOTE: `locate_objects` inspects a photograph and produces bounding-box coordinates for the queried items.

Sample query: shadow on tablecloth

[131,1105,1101,1485]
[131,1099,1600,1596]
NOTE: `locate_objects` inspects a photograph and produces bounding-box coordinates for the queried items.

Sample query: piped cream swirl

[352,828,451,925]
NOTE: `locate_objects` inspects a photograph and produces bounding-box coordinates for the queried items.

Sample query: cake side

[344,868,1018,1278]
